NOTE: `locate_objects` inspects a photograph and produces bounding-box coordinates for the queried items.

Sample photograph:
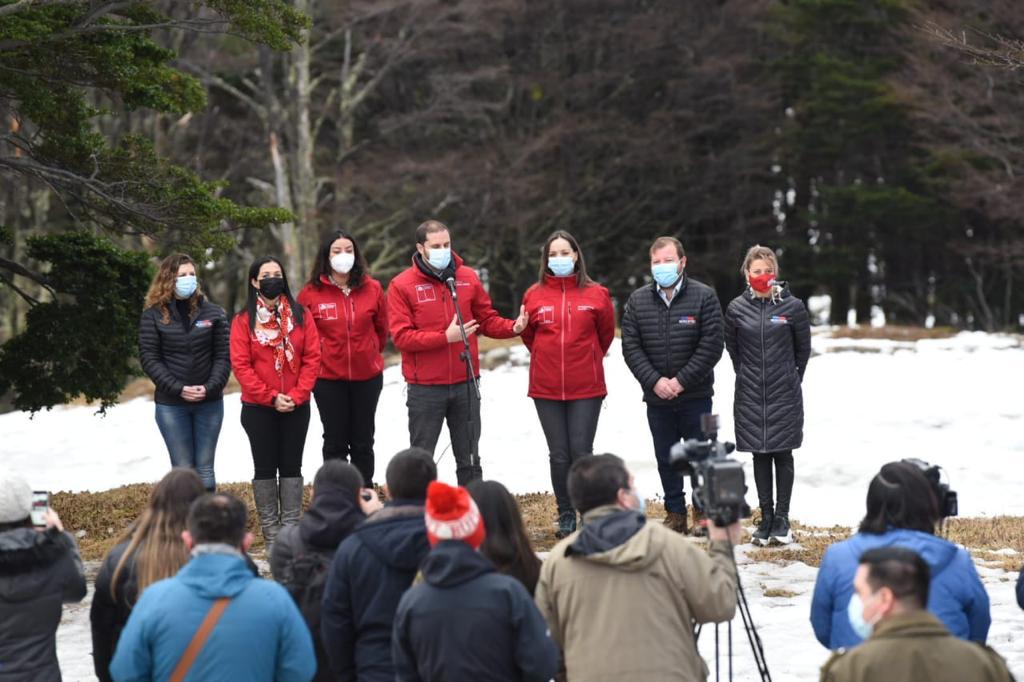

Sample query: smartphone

[31,491,50,528]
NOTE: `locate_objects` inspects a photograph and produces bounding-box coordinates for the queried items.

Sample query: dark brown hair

[415,220,450,244]
[649,236,686,259]
[858,462,941,535]
[538,230,592,288]
[467,480,542,595]
[307,230,370,290]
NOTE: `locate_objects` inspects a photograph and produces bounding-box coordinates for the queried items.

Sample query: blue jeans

[645,397,712,514]
[154,399,224,489]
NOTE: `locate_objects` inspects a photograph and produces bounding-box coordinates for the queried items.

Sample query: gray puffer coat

[724,287,811,453]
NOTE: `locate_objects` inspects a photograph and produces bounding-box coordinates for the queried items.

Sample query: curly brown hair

[144,253,201,324]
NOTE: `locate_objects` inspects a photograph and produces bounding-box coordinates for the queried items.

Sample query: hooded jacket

[724,287,811,453]
[109,551,314,682]
[297,275,388,382]
[819,611,1012,682]
[321,502,431,682]
[387,253,516,386]
[138,296,231,406]
[521,275,616,401]
[620,276,724,406]
[392,541,558,682]
[229,307,322,406]
[810,528,991,650]
[0,527,87,682]
[535,505,738,681]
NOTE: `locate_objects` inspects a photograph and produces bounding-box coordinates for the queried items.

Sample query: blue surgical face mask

[548,256,575,277]
[651,262,681,288]
[847,592,877,640]
[175,274,197,299]
[632,487,646,516]
[426,247,451,270]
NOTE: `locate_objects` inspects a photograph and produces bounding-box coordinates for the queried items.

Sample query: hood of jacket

[850,528,960,576]
[0,527,70,577]
[299,486,365,551]
[176,552,255,599]
[421,540,494,588]
[565,506,657,571]
[355,501,430,572]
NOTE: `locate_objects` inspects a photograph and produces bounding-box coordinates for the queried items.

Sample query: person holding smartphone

[0,474,87,681]
[231,256,321,550]
[139,253,231,490]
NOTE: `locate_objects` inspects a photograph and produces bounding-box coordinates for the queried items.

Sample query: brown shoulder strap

[170,597,232,682]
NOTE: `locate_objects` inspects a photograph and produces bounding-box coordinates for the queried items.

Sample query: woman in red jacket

[230,256,321,549]
[521,230,615,537]
[297,230,388,485]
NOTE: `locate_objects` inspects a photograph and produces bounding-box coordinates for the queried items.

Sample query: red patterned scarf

[254,297,297,375]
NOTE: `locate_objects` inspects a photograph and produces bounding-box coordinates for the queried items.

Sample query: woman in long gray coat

[724,245,811,546]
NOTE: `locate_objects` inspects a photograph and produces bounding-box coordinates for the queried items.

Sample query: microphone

[445,276,457,296]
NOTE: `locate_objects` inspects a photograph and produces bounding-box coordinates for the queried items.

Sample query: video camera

[669,414,750,527]
[902,458,958,518]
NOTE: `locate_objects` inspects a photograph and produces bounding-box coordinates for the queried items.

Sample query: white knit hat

[0,475,33,524]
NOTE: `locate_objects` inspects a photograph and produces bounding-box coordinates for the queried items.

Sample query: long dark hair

[307,230,370,290]
[245,256,304,332]
[467,480,542,595]
[537,229,592,287]
[858,462,941,536]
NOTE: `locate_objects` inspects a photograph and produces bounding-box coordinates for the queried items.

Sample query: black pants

[407,381,481,485]
[240,403,311,480]
[646,398,712,514]
[753,450,794,516]
[534,398,603,515]
[313,374,383,485]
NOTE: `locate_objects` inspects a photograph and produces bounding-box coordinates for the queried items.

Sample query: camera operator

[810,461,989,650]
[535,454,740,681]
[819,547,1012,682]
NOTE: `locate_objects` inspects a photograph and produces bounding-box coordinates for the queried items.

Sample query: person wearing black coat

[621,236,725,534]
[320,448,436,682]
[724,245,811,546]
[392,481,558,682]
[138,253,231,490]
[1017,567,1024,611]
[0,476,87,682]
[271,460,381,682]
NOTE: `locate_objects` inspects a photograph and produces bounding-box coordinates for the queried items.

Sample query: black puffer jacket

[621,276,724,405]
[724,287,811,453]
[138,296,231,406]
[0,527,87,682]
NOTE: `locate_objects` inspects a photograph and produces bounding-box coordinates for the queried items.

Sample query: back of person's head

[187,493,248,548]
[859,461,940,535]
[313,460,364,499]
[0,473,32,529]
[467,480,540,592]
[112,468,206,596]
[385,448,437,501]
[568,454,630,514]
[859,546,931,610]
[425,481,485,549]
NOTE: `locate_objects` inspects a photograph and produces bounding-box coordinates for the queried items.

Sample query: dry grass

[827,325,958,341]
[52,485,1024,570]
[763,587,799,598]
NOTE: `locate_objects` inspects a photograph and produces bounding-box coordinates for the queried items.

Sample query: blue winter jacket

[110,551,315,682]
[1017,568,1024,610]
[392,541,559,682]
[320,501,430,682]
[810,528,990,650]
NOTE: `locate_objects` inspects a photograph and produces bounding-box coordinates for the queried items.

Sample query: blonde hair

[740,245,779,278]
[144,253,201,324]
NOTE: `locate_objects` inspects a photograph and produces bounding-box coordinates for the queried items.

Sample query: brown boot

[689,507,708,537]
[663,511,689,534]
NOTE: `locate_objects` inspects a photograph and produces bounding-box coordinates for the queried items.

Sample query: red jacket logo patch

[415,284,437,303]
[317,302,338,321]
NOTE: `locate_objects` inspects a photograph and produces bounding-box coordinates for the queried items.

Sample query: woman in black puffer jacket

[139,253,231,490]
[724,245,811,546]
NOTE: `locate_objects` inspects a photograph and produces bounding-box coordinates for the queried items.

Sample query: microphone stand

[446,277,482,481]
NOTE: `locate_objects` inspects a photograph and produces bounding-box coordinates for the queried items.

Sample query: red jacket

[229,307,321,406]
[521,275,616,400]
[388,253,517,385]
[297,275,388,381]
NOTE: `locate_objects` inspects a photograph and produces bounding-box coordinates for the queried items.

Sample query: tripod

[693,555,771,682]
[445,277,481,482]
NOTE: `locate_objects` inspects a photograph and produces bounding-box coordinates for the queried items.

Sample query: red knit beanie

[425,481,486,549]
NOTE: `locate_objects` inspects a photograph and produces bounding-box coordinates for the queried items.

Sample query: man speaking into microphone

[388,220,529,484]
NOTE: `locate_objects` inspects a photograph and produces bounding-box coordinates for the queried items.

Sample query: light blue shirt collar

[657,275,684,307]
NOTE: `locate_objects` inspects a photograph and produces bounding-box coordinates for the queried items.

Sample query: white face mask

[330,252,355,274]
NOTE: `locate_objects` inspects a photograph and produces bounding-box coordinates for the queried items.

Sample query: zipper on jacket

[343,292,354,380]
[760,298,767,450]
[560,282,567,401]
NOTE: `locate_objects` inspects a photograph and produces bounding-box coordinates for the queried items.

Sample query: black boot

[753,505,774,546]
[769,513,792,545]
[555,511,577,539]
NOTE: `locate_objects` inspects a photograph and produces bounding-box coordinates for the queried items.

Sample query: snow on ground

[5,329,1024,680]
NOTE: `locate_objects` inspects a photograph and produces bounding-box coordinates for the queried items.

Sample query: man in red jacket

[388,220,529,484]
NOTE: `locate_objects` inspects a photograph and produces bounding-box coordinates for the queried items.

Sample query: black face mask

[258,277,286,299]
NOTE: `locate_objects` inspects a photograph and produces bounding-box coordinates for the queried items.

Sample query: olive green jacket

[820,611,1014,682]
